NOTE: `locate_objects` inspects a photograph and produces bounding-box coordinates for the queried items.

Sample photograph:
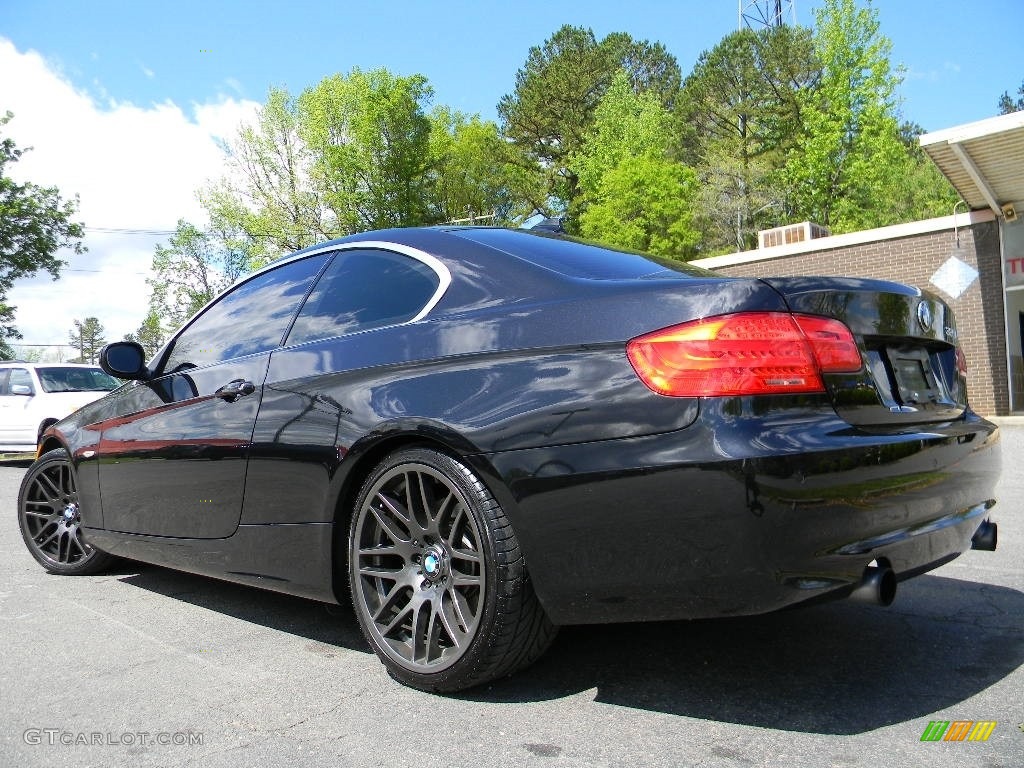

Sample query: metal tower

[738,0,796,30]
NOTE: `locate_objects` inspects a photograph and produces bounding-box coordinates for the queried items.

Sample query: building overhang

[921,111,1024,220]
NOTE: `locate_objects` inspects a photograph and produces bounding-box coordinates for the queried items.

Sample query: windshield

[37,367,120,393]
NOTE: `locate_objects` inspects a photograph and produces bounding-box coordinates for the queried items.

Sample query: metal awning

[920,111,1024,220]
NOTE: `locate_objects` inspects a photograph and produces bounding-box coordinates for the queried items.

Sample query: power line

[84,226,176,235]
[64,268,150,275]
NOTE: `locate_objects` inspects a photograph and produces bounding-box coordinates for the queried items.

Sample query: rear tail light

[626,312,862,397]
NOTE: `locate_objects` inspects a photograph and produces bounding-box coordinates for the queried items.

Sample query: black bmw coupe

[19,227,1000,692]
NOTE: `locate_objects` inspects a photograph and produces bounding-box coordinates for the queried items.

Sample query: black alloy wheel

[18,449,113,575]
[349,447,556,692]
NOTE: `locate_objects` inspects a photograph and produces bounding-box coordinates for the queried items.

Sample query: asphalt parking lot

[1,429,1021,768]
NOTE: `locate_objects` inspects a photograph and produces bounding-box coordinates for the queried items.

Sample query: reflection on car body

[18,227,1000,693]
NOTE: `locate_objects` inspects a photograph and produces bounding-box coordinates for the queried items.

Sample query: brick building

[691,111,1024,417]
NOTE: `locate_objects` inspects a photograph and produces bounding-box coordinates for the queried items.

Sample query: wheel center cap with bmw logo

[422,547,446,580]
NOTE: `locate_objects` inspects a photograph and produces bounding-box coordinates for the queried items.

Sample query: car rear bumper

[479,403,1000,625]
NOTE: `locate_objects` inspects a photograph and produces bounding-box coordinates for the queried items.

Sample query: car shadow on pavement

[117,565,1022,735]
[118,563,370,652]
[468,573,1024,735]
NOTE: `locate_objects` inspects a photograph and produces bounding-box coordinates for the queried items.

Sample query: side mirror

[99,341,150,380]
[10,384,33,396]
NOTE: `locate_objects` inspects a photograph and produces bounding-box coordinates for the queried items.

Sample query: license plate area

[883,345,955,409]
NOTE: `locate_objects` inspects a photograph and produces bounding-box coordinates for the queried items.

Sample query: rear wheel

[348,447,556,692]
[18,449,114,575]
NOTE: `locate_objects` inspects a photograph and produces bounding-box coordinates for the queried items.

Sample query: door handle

[216,379,256,401]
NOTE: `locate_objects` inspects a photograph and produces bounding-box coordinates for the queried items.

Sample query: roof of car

[277,226,713,282]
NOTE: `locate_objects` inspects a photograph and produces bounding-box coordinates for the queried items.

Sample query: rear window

[448,228,713,280]
[37,367,119,393]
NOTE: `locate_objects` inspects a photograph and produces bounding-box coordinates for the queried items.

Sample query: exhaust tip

[971,520,997,551]
[850,564,896,607]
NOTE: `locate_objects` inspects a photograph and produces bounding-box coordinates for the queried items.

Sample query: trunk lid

[760,277,967,426]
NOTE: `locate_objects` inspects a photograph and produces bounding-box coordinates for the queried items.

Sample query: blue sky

[0,0,1020,348]
[5,0,1019,131]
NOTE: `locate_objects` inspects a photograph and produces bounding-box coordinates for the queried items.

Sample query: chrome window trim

[328,240,452,323]
[240,240,451,325]
[159,239,453,367]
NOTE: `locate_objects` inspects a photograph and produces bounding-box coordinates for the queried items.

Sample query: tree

[572,71,700,257]
[123,309,166,359]
[204,69,439,260]
[889,121,958,220]
[998,80,1024,115]
[68,317,106,364]
[427,106,522,224]
[498,25,682,218]
[0,304,18,361]
[780,0,910,232]
[300,69,435,232]
[202,86,329,262]
[679,26,819,251]
[148,220,250,332]
[0,111,85,358]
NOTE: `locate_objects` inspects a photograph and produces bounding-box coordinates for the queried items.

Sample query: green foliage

[572,72,700,257]
[204,69,443,259]
[578,155,700,256]
[300,69,434,231]
[123,309,166,359]
[888,121,959,220]
[0,111,85,356]
[0,302,17,360]
[498,25,681,214]
[427,107,519,224]
[148,220,250,332]
[998,80,1024,115]
[202,87,315,261]
[781,0,912,232]
[679,26,818,251]
[68,317,106,364]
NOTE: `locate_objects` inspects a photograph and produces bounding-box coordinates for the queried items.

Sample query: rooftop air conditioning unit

[758,221,830,249]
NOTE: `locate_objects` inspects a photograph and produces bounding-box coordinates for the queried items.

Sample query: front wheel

[18,449,114,575]
[349,447,557,692]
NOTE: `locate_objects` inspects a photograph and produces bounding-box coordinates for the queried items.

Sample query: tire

[348,447,557,692]
[18,449,114,575]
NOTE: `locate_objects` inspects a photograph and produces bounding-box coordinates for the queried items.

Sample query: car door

[95,252,331,538]
[242,246,447,525]
[0,367,38,448]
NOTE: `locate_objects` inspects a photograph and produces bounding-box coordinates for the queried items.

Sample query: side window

[10,368,34,394]
[287,249,440,346]
[162,253,330,373]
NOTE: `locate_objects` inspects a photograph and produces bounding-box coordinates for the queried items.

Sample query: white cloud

[222,77,245,97]
[0,39,259,352]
